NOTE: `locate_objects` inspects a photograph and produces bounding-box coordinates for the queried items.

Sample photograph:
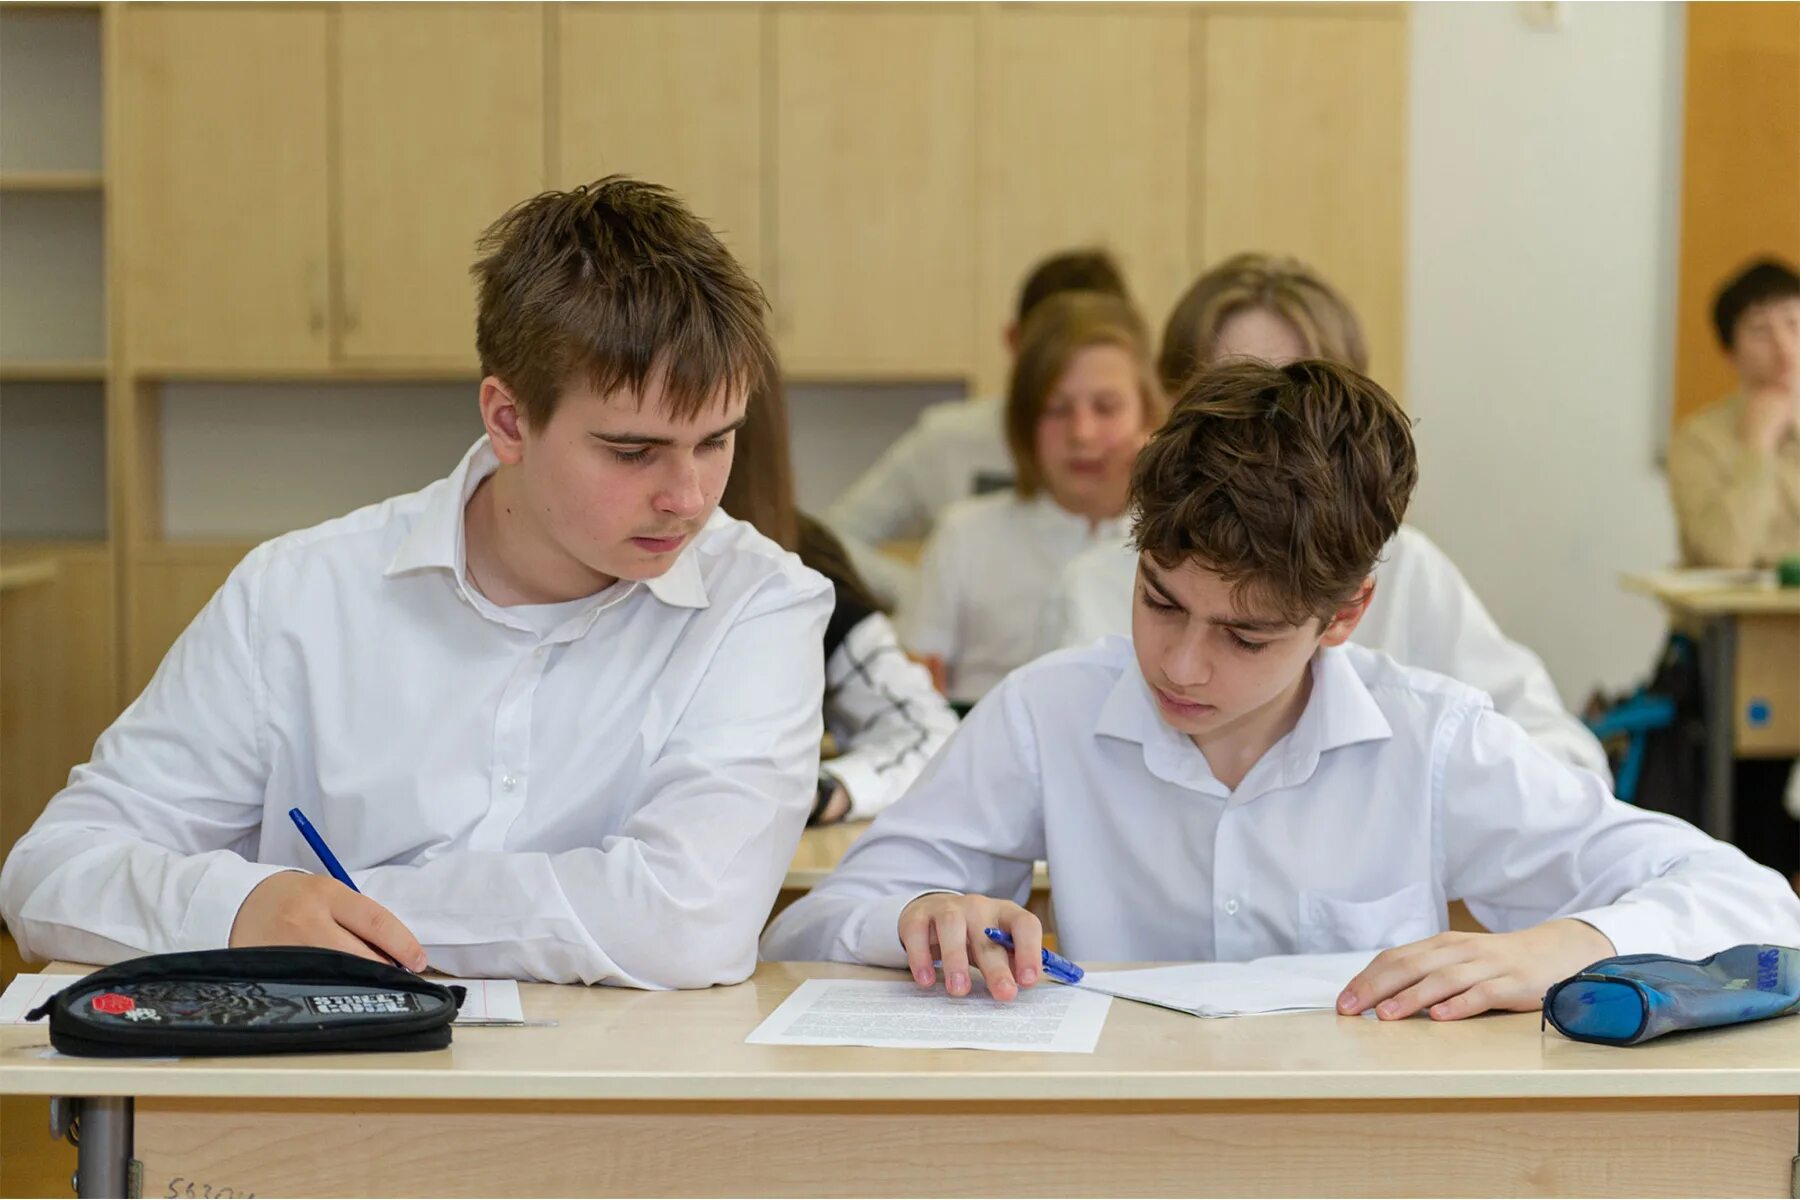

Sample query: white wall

[1404,1,1685,706]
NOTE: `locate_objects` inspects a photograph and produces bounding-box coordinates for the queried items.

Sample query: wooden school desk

[782,821,1053,923]
[1621,571,1800,841]
[3,961,1796,1198]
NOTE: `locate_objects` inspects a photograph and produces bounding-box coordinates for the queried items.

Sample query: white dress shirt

[1038,525,1612,779]
[822,612,960,821]
[825,396,1013,606]
[905,492,1129,705]
[761,637,1800,967]
[1,438,833,988]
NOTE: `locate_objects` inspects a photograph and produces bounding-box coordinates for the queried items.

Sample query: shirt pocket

[1298,881,1440,954]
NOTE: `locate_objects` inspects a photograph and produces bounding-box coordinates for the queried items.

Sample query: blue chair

[1586,691,1677,804]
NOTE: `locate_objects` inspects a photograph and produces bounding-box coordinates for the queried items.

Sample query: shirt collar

[1093,640,1392,795]
[383,436,709,611]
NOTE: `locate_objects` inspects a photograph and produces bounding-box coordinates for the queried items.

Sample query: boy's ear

[1003,322,1020,356]
[1318,578,1375,648]
[479,376,528,465]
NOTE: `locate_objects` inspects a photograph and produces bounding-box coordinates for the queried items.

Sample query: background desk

[1621,572,1800,841]
[3,961,1796,1197]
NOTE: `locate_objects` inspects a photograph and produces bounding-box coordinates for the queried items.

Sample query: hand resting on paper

[898,892,1043,1001]
[1336,919,1615,1022]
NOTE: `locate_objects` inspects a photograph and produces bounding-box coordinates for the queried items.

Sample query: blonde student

[1,178,833,988]
[905,292,1166,706]
[763,360,1799,1021]
[1042,252,1610,778]
[824,249,1132,605]
[720,380,958,825]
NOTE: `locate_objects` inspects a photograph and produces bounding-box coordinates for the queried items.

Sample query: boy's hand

[230,871,428,971]
[898,892,1042,1001]
[1336,919,1614,1022]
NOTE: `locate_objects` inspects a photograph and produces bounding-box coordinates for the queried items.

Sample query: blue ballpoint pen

[984,927,1085,985]
[288,807,361,893]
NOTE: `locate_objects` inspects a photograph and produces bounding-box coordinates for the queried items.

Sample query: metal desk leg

[63,1097,136,1198]
[1701,616,1737,843]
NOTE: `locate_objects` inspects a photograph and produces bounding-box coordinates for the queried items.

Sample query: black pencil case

[26,946,464,1057]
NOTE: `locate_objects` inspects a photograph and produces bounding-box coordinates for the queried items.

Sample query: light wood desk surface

[785,821,1050,892]
[1620,569,1800,617]
[0,560,58,593]
[5,962,1797,1197]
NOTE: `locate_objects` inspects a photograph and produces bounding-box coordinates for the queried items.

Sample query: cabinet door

[117,5,330,371]
[1195,12,1409,393]
[336,3,545,366]
[774,6,978,379]
[557,4,764,283]
[975,8,1192,398]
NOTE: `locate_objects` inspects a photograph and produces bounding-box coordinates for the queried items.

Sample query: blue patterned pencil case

[1543,944,1800,1046]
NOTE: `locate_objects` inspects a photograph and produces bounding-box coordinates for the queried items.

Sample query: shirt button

[501,774,517,792]
[1224,898,1240,916]
[534,646,548,658]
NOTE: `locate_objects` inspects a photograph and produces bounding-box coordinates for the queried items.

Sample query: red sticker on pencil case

[90,993,134,1015]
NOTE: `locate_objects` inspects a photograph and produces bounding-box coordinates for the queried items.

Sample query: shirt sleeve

[353,573,834,989]
[1667,413,1781,568]
[0,545,294,965]
[820,613,960,820]
[1386,530,1611,780]
[761,676,1045,966]
[1437,701,1800,959]
[900,520,962,668]
[825,421,938,547]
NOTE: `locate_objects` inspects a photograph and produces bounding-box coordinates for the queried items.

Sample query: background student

[1043,252,1611,778]
[720,381,958,826]
[825,249,1132,605]
[763,359,1800,1021]
[0,178,832,988]
[904,291,1166,707]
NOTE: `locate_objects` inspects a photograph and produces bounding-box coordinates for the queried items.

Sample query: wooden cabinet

[557,4,764,282]
[116,5,331,372]
[774,7,978,378]
[975,7,1193,397]
[336,4,545,366]
[1193,11,1409,393]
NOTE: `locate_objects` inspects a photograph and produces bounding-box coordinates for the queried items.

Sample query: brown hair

[1005,292,1164,498]
[1157,253,1369,394]
[1130,359,1416,625]
[472,175,775,431]
[719,379,887,616]
[1015,248,1131,325]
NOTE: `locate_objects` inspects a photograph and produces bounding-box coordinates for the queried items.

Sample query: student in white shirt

[1040,252,1610,777]
[825,250,1132,605]
[1,177,833,988]
[905,292,1168,706]
[763,359,1800,1021]
[720,380,958,824]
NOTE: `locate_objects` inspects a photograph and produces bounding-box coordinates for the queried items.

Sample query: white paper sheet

[746,978,1112,1053]
[0,973,73,1024]
[1079,951,1373,1018]
[0,972,523,1026]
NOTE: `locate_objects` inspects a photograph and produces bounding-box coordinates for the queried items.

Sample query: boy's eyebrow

[592,415,747,447]
[1141,563,1288,631]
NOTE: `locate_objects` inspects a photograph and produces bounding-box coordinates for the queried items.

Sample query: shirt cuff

[1564,902,1672,959]
[821,755,892,822]
[177,853,302,951]
[850,890,955,968]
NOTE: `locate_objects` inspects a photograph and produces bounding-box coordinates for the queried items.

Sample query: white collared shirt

[821,612,960,821]
[825,396,1013,606]
[1038,525,1612,779]
[904,492,1129,704]
[761,637,1799,967]
[2,439,833,987]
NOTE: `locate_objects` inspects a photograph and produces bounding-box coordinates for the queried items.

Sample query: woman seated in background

[721,379,958,826]
[905,292,1167,707]
[1040,251,1611,779]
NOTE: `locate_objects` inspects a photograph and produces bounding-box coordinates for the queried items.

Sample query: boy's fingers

[331,891,427,971]
[1377,961,1490,1021]
[970,934,1018,1001]
[934,911,972,996]
[1004,908,1044,987]
[900,915,938,988]
[1340,936,1470,1014]
[1428,978,1510,1022]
